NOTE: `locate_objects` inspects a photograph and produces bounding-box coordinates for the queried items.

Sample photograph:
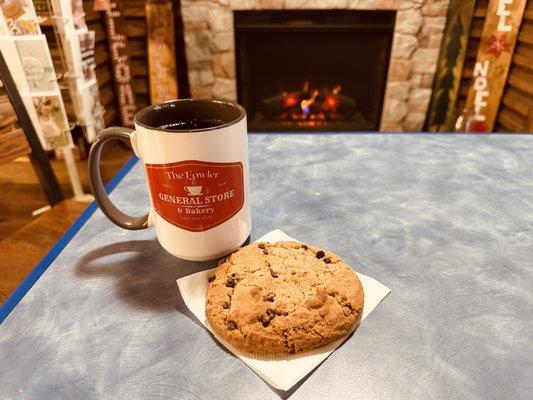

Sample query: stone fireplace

[181,0,450,132]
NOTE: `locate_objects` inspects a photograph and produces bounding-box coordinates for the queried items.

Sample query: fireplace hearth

[181,0,450,132]
[235,10,395,131]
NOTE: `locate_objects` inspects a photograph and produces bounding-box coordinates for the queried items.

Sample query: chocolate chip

[263,249,268,255]
[208,276,215,283]
[264,293,275,302]
[261,308,276,326]
[222,302,230,309]
[289,347,296,354]
[226,278,236,288]
[301,244,308,250]
[316,250,325,259]
[323,257,332,264]
[269,268,278,278]
[258,243,266,249]
[226,321,237,330]
[231,273,236,278]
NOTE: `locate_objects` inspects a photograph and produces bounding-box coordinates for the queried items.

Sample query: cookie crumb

[264,293,275,302]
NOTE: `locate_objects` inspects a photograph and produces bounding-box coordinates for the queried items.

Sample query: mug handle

[88,127,149,230]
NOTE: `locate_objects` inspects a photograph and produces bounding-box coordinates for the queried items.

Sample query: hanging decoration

[463,0,527,132]
[146,0,178,105]
[426,0,476,132]
[103,0,135,126]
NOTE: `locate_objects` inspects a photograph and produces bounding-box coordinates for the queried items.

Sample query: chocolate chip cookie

[205,241,364,354]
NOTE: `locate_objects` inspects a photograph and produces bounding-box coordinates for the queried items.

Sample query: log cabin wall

[86,0,150,125]
[458,0,533,133]
[86,0,189,127]
[89,0,531,132]
[85,1,117,127]
[124,0,151,112]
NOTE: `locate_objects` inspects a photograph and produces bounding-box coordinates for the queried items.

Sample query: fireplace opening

[235,10,396,132]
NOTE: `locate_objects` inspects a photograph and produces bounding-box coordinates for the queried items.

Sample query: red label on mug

[145,160,244,232]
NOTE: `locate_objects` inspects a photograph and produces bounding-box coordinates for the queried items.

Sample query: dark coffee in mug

[159,119,224,130]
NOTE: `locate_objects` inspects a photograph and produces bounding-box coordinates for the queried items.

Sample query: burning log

[263,90,307,117]
[262,81,357,120]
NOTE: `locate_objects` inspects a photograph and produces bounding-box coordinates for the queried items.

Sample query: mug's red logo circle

[145,160,244,232]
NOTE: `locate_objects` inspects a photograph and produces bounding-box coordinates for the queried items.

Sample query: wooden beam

[463,0,528,132]
[427,0,476,132]
[146,0,178,104]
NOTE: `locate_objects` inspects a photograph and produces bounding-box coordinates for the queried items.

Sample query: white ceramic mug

[88,99,251,261]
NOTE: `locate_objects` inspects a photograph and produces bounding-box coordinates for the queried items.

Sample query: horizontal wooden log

[512,42,533,70]
[84,1,100,22]
[131,59,148,76]
[474,0,488,17]
[95,65,113,87]
[126,19,147,37]
[497,105,527,132]
[94,45,109,65]
[104,107,117,127]
[0,128,31,165]
[501,86,532,117]
[525,1,533,20]
[135,96,149,110]
[518,21,533,44]
[508,66,533,96]
[99,85,115,106]
[133,78,149,95]
[469,19,484,39]
[128,40,147,57]
[123,3,146,18]
[94,24,106,44]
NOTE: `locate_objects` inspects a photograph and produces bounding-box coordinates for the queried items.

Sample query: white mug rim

[134,98,246,134]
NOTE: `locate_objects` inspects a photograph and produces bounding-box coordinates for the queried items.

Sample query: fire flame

[300,90,319,114]
[269,81,348,124]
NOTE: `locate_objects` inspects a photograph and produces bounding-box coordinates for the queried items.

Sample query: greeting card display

[0,0,38,35]
[15,37,56,92]
[32,95,70,148]
[79,30,95,81]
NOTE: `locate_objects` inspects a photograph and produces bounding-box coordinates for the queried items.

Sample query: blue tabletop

[0,134,532,400]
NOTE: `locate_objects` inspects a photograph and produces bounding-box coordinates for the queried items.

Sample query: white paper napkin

[177,229,390,391]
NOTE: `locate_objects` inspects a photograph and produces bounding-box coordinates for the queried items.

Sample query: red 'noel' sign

[463,0,526,132]
[145,160,245,232]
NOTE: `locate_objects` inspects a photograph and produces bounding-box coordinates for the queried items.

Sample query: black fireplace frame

[234,9,396,132]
